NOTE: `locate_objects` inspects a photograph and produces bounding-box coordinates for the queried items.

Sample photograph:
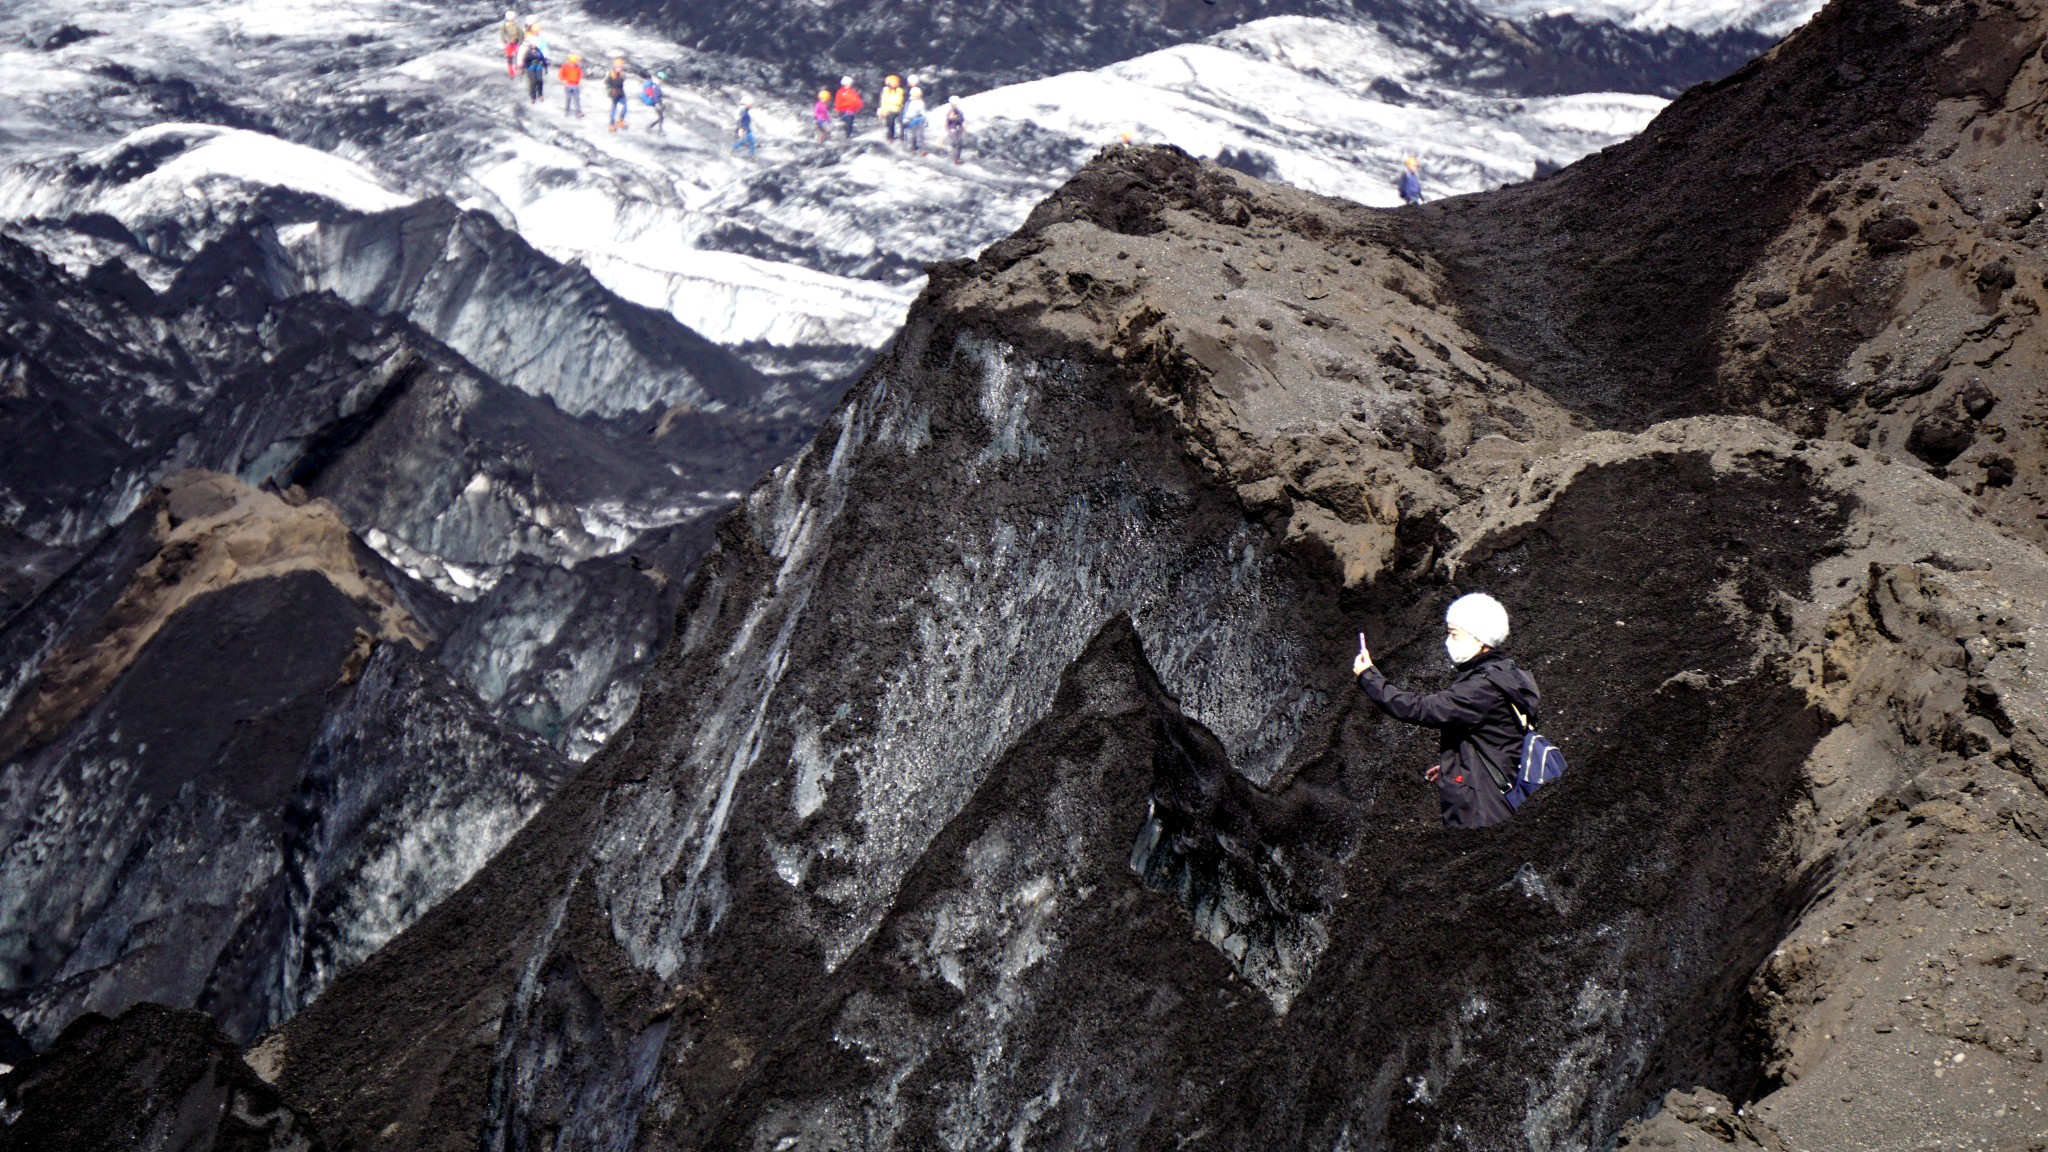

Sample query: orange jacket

[559,61,582,85]
[833,85,864,114]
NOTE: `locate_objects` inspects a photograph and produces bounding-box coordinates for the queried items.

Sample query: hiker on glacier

[732,101,756,156]
[606,59,629,131]
[1398,155,1424,205]
[903,86,929,155]
[643,72,667,136]
[834,77,865,139]
[1352,593,1547,830]
[813,89,833,142]
[878,75,906,142]
[559,54,583,117]
[945,96,967,164]
[521,25,550,105]
[500,10,523,77]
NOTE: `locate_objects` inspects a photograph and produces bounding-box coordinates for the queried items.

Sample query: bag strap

[1481,665,1535,731]
[1472,744,1512,795]
[1468,668,1533,795]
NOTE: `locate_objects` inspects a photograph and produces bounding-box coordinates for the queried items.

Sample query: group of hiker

[813,75,968,164]
[495,13,965,162]
[500,13,654,133]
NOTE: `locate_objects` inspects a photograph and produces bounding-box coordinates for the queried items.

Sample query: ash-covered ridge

[0,115,801,1053]
[0,0,1780,1074]
[232,3,2048,1151]
[0,0,1769,1074]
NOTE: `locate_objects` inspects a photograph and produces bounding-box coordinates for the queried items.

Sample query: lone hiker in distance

[1352,593,1547,830]
[1398,155,1424,205]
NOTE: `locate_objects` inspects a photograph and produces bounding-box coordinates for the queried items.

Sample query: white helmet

[1445,593,1510,649]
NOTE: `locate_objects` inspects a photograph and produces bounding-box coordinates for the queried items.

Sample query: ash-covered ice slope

[0,122,805,1049]
[0,125,788,754]
[0,473,572,1051]
[246,2,2048,1150]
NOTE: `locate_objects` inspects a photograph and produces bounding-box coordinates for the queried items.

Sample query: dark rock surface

[0,1003,321,1152]
[0,477,573,1048]
[1410,0,1982,429]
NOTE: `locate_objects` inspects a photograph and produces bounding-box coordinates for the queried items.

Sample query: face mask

[1446,632,1484,666]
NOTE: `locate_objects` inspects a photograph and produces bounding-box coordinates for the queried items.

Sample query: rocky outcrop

[0,96,826,1057]
[0,472,424,760]
[0,127,808,750]
[0,1004,322,1152]
[0,474,572,1048]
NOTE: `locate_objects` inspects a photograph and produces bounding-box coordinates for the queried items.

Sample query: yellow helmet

[818,89,831,100]
[886,74,900,85]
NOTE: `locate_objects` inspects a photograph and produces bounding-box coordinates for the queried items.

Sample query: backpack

[1473,666,1565,811]
[641,82,660,105]
[1501,699,1566,811]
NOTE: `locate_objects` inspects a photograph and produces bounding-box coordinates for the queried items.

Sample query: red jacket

[833,86,864,114]
[559,61,582,85]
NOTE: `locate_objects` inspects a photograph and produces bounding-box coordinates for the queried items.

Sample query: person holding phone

[1352,593,1540,830]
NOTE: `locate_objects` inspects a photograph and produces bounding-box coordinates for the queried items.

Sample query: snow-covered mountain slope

[0,0,1713,401]
[583,0,1785,93]
[970,18,1668,203]
[1471,0,1823,37]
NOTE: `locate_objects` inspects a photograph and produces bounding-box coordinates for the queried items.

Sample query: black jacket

[1357,650,1539,830]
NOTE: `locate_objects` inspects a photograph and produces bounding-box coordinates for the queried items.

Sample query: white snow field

[968,18,1670,205]
[1469,0,1823,36]
[0,0,1742,384]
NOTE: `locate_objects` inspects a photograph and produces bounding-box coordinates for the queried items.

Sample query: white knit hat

[1445,593,1509,649]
